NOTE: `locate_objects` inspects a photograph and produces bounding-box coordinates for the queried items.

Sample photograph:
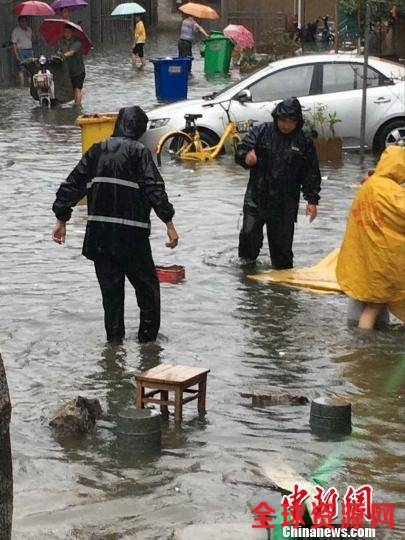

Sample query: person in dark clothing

[52,106,179,343]
[235,97,321,269]
[58,25,86,106]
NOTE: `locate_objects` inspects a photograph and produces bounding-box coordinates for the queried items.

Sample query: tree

[340,0,405,29]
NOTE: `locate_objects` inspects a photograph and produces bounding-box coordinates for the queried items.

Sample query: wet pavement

[0,36,404,539]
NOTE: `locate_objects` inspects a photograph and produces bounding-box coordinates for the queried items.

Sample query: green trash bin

[204,31,235,74]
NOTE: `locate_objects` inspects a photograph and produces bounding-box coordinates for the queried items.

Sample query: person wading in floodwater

[178,13,209,72]
[57,24,86,106]
[132,14,146,68]
[337,144,405,330]
[236,97,322,268]
[52,106,179,344]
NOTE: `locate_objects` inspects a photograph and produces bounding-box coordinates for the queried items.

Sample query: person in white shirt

[11,16,34,86]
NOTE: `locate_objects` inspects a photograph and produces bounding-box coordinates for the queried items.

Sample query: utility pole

[359,0,371,160]
[0,353,12,540]
[220,0,228,29]
[334,0,339,53]
[357,0,362,53]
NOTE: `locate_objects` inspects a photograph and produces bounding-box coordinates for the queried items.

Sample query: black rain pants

[94,240,160,343]
[238,206,296,269]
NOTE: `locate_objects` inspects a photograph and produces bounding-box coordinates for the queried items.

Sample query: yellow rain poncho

[248,248,342,294]
[336,146,405,322]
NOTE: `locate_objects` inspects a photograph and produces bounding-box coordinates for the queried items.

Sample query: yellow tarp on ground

[336,146,405,323]
[248,248,343,295]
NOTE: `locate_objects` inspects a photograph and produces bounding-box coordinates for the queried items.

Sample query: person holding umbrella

[57,24,85,105]
[11,16,34,86]
[51,0,88,20]
[110,3,146,65]
[178,14,208,70]
[177,3,218,71]
[11,2,56,86]
[59,7,71,20]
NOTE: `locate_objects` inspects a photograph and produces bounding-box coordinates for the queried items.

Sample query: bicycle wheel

[156,131,194,166]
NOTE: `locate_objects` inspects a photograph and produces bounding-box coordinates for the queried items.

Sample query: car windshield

[201,63,277,100]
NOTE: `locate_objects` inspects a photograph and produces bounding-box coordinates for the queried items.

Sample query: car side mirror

[234,89,252,103]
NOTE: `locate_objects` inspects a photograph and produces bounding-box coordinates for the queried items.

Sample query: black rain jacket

[235,97,321,220]
[52,106,175,261]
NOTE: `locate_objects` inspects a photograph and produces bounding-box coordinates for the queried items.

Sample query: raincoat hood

[112,106,149,140]
[272,97,304,131]
[372,145,405,184]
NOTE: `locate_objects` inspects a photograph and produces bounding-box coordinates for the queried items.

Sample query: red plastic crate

[155,265,185,284]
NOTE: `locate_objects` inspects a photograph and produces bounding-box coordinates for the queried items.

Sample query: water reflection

[332,349,405,538]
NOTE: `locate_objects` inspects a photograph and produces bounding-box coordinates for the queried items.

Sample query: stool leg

[161,390,169,419]
[198,375,207,415]
[174,387,183,425]
[135,381,145,409]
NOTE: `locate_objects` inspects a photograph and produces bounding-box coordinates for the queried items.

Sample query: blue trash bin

[150,56,192,102]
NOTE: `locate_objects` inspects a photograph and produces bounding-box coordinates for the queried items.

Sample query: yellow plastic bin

[75,113,118,154]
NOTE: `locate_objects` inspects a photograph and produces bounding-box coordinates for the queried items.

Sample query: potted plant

[303,104,343,161]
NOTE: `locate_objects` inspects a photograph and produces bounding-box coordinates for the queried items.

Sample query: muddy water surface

[0,37,403,539]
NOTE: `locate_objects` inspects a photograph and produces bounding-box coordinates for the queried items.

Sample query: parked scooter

[318,16,335,49]
[22,54,74,107]
[32,55,55,108]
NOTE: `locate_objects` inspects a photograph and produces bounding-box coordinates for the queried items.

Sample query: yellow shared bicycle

[156,100,256,166]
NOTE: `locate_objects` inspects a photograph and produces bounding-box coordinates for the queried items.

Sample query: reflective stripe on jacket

[52,137,174,260]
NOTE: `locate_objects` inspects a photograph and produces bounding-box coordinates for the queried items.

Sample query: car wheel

[373,119,405,154]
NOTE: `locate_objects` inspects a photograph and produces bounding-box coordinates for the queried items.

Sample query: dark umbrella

[13,1,55,16]
[39,19,92,55]
[51,0,88,12]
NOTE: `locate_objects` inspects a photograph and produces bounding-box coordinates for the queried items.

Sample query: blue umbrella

[111,2,146,15]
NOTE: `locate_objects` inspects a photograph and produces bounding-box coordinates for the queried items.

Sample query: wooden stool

[135,364,210,424]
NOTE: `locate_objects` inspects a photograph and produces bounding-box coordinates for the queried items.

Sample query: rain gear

[52,106,175,342]
[336,145,405,322]
[53,106,174,260]
[236,97,321,268]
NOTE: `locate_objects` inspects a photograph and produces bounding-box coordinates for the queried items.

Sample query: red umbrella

[223,24,255,52]
[39,19,92,55]
[13,1,55,16]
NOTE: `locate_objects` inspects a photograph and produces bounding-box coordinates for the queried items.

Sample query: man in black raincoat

[52,106,178,343]
[236,97,321,269]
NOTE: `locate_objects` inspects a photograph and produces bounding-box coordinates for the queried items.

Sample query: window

[322,63,387,93]
[248,65,315,102]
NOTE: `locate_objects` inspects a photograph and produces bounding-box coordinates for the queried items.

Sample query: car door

[227,63,318,130]
[310,61,396,147]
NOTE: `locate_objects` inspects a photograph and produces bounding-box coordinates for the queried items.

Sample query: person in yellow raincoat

[336,145,405,329]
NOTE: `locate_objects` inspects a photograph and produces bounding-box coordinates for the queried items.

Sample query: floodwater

[0,36,404,540]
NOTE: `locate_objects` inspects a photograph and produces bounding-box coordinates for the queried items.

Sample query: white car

[142,53,405,154]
